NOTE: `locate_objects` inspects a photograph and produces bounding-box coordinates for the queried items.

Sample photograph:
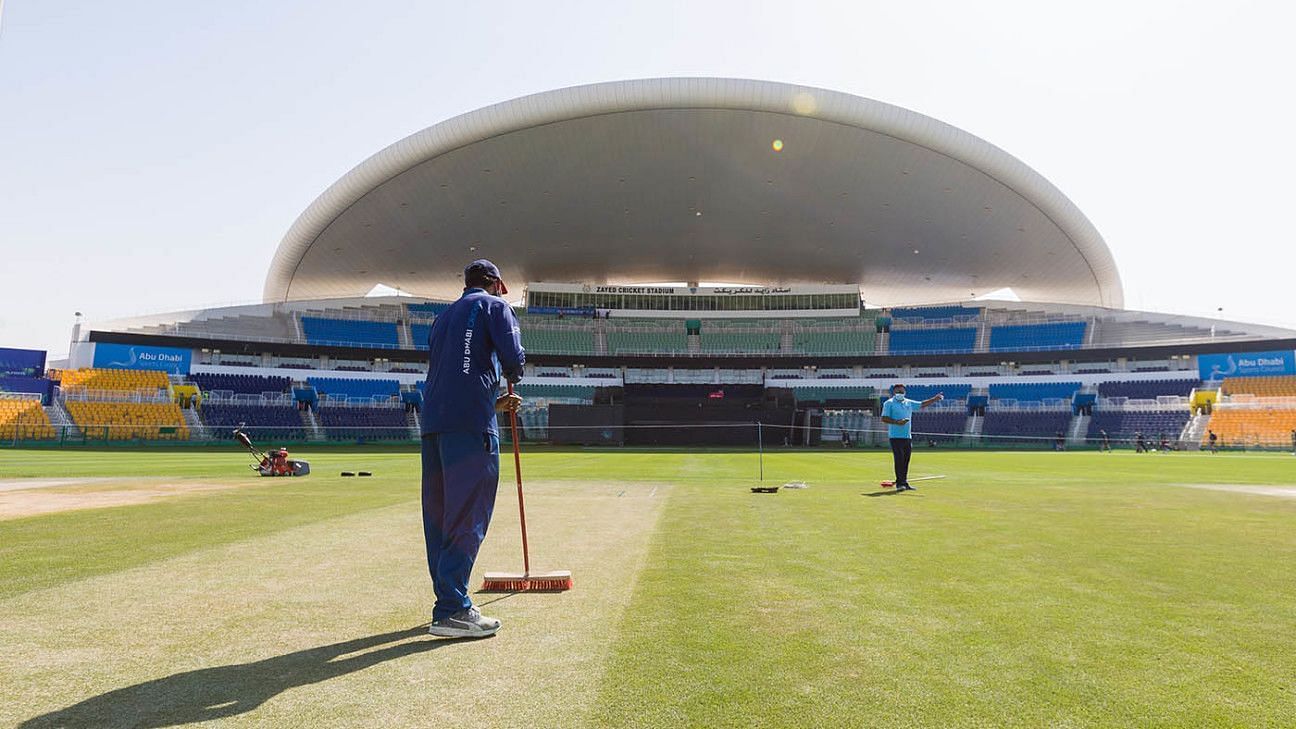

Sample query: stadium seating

[988,382,1081,402]
[988,322,1086,352]
[606,328,687,355]
[64,401,188,440]
[980,411,1073,444]
[1086,410,1190,443]
[901,384,973,402]
[1205,409,1296,448]
[891,306,978,322]
[199,403,305,440]
[699,331,782,354]
[406,302,449,318]
[411,322,434,350]
[190,373,292,396]
[906,410,969,443]
[0,398,55,439]
[792,386,875,403]
[306,377,400,401]
[791,324,876,355]
[514,383,596,401]
[1221,376,1296,397]
[1096,379,1196,399]
[887,328,977,354]
[300,317,400,347]
[523,326,597,355]
[52,368,169,392]
[317,406,410,440]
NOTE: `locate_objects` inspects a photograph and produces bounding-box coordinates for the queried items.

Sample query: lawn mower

[233,425,310,477]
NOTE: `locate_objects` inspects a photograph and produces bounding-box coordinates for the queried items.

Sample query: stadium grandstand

[9,79,1296,450]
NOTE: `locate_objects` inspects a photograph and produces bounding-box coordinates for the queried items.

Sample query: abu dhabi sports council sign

[92,343,192,374]
[1198,350,1296,381]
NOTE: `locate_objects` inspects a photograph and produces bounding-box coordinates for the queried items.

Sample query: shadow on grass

[862,490,906,497]
[21,626,469,729]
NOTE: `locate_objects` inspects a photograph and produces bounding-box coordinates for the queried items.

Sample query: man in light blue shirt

[880,384,943,491]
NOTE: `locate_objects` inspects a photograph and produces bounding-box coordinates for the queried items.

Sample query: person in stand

[880,384,944,491]
[420,259,525,639]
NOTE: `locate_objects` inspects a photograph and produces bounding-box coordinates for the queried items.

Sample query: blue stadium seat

[890,306,978,321]
[900,384,973,401]
[199,403,304,441]
[317,406,410,440]
[988,322,1086,352]
[307,377,401,401]
[1096,379,1196,399]
[191,373,291,396]
[981,411,1073,444]
[1087,410,1190,443]
[988,382,1081,402]
[301,317,400,347]
[407,302,449,318]
[411,322,433,351]
[907,410,968,443]
[888,328,977,354]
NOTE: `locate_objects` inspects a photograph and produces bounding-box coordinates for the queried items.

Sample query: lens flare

[772,139,783,152]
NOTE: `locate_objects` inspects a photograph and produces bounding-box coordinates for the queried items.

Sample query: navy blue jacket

[420,288,525,435]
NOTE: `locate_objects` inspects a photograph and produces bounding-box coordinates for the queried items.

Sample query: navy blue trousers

[421,431,500,621]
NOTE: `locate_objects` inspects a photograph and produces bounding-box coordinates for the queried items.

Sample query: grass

[2,448,1295,726]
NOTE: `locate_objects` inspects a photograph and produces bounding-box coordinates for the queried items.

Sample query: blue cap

[464,259,508,294]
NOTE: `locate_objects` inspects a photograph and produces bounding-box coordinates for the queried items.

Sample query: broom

[480,381,573,592]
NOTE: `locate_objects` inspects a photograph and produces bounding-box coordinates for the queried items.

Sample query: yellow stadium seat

[1221,375,1296,398]
[1205,409,1296,448]
[0,399,56,439]
[50,368,171,393]
[64,401,188,441]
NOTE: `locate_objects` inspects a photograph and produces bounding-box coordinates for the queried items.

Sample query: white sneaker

[427,607,501,638]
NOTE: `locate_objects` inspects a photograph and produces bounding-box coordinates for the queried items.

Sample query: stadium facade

[7,79,1296,449]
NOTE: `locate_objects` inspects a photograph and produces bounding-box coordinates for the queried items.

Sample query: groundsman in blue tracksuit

[420,260,524,638]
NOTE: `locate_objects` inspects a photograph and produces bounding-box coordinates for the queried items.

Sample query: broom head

[481,570,573,592]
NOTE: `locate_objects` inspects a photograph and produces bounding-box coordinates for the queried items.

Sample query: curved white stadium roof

[265,78,1122,308]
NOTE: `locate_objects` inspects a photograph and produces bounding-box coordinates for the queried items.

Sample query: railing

[61,387,172,403]
[111,319,1264,357]
[1095,396,1191,411]
[1218,395,1296,408]
[317,394,403,408]
[201,391,297,407]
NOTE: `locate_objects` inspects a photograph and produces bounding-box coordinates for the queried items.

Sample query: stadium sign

[1198,350,1296,380]
[594,286,677,295]
[92,343,192,374]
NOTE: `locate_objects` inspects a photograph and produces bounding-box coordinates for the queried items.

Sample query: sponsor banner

[0,347,46,377]
[92,343,192,373]
[1198,350,1296,380]
[0,375,54,403]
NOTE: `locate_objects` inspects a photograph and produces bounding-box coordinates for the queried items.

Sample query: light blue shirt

[881,396,922,439]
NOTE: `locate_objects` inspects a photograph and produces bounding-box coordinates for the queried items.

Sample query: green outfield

[2,448,1294,727]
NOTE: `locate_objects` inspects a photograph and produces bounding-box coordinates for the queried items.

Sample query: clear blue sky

[2,0,1293,357]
